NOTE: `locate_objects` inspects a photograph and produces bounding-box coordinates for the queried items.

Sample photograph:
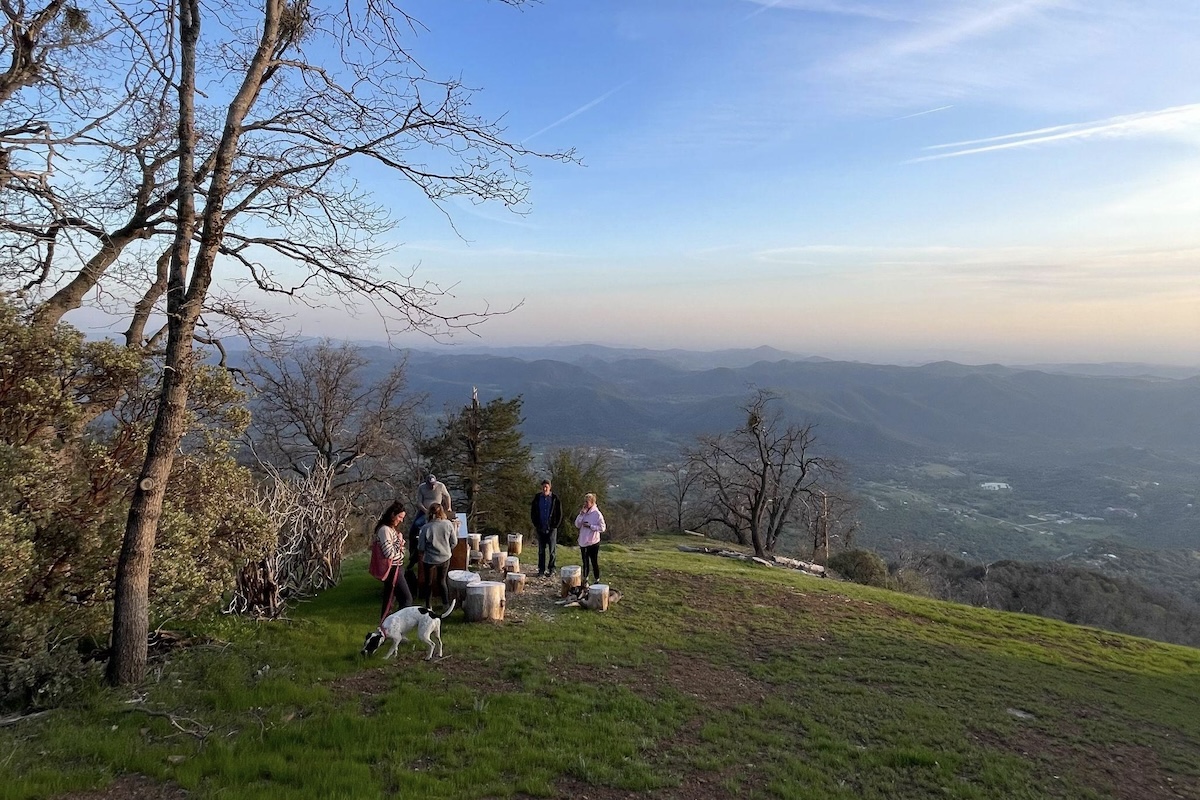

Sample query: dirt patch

[970,726,1197,800]
[671,573,911,627]
[54,774,189,800]
[657,650,770,710]
[530,772,763,800]
[326,667,394,714]
[496,570,568,624]
[511,767,767,800]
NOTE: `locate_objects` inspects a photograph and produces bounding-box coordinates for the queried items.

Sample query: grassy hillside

[4,537,1198,799]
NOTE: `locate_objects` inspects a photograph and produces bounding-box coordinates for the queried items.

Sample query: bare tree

[656,461,702,533]
[244,338,422,505]
[687,390,831,558]
[797,488,858,565]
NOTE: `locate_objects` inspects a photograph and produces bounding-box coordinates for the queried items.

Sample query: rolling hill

[5,537,1199,799]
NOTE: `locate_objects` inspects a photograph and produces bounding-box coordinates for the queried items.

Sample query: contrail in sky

[523,81,632,143]
[909,102,1200,162]
[896,105,953,120]
[743,0,785,20]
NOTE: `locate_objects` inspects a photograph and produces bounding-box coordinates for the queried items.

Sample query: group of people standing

[374,475,607,622]
[375,474,457,622]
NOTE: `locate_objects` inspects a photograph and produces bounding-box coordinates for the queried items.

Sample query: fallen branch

[122,701,213,740]
[677,545,826,577]
[0,710,51,727]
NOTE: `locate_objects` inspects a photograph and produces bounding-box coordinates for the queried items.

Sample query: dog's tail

[439,598,457,619]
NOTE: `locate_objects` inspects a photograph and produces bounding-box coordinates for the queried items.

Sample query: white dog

[360,600,456,661]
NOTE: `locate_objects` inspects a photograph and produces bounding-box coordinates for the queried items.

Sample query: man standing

[529,479,563,578]
[416,474,452,518]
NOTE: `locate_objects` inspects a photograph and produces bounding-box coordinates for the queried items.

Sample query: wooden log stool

[447,569,480,605]
[490,551,505,572]
[588,583,610,612]
[505,571,526,594]
[479,538,495,565]
[482,535,500,560]
[504,555,520,575]
[560,565,582,598]
[507,533,522,555]
[465,581,505,622]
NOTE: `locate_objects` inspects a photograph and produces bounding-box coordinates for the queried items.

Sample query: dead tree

[687,390,831,559]
[245,338,422,506]
[799,488,858,565]
[229,462,348,618]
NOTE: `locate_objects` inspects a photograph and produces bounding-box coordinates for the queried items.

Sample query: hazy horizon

[303,335,1200,371]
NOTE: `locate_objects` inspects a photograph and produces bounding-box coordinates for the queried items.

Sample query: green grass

[3,534,1199,799]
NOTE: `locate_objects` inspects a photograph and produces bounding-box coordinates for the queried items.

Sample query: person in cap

[417,474,451,517]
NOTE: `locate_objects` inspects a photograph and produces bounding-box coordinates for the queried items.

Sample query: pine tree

[422,394,532,535]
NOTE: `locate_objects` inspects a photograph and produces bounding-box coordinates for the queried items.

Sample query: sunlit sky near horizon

[281,0,1200,366]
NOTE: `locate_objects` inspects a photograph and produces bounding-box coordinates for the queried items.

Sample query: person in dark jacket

[529,479,563,577]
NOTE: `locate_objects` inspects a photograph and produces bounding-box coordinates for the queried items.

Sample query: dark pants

[380,564,413,621]
[403,517,423,595]
[407,514,425,548]
[420,559,450,609]
[580,543,600,583]
[537,529,557,575]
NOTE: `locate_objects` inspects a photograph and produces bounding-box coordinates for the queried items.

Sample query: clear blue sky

[289,0,1200,365]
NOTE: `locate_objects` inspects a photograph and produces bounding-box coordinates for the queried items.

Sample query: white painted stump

[505,555,520,574]
[588,583,610,612]
[447,569,481,604]
[507,533,523,555]
[465,581,505,622]
[482,535,500,558]
[505,572,526,594]
[560,565,582,598]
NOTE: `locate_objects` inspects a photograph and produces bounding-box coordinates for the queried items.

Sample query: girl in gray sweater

[418,503,457,609]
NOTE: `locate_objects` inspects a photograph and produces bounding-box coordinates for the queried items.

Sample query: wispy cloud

[523,81,632,143]
[807,0,1086,113]
[742,0,784,21]
[910,102,1200,161]
[879,0,1063,61]
[741,0,916,23]
[895,104,953,120]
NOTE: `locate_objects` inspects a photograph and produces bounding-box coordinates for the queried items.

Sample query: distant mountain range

[302,344,1200,468]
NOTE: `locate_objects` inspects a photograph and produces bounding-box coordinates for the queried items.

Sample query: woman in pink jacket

[574,493,606,584]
